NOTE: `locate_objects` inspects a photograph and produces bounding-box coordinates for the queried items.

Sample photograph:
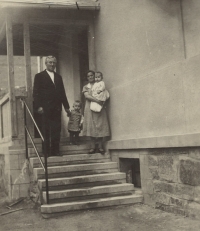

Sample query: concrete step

[38,172,127,190]
[28,137,90,145]
[42,179,126,191]
[28,143,143,218]
[28,144,91,157]
[134,188,143,195]
[41,194,143,218]
[43,183,134,204]
[34,162,118,179]
[31,144,91,151]
[9,149,26,155]
[30,153,111,168]
[28,137,42,146]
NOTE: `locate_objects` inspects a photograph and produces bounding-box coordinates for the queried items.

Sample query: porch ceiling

[0,23,86,56]
[0,0,100,10]
[0,0,98,56]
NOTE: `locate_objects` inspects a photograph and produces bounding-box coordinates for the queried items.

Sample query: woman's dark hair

[86,70,95,76]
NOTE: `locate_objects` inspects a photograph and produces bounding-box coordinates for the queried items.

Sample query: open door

[32,25,92,139]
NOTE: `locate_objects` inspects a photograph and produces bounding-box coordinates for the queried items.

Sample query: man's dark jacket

[33,70,70,115]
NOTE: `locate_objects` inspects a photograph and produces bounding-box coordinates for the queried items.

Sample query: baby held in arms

[90,71,109,112]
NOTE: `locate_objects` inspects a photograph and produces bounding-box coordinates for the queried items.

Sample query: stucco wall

[94,0,200,140]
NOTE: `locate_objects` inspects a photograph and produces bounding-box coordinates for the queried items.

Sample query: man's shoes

[88,149,95,154]
[56,152,63,157]
[69,141,79,145]
[96,148,105,154]
[48,154,55,157]
[48,152,63,157]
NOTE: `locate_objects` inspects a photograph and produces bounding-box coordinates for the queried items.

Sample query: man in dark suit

[33,56,70,157]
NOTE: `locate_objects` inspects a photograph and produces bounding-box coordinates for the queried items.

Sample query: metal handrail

[25,126,45,171]
[22,100,44,141]
[21,98,49,204]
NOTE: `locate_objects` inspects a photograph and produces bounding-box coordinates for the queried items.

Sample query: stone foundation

[110,147,200,218]
[0,145,11,200]
[0,154,7,195]
[0,143,32,202]
[9,149,31,200]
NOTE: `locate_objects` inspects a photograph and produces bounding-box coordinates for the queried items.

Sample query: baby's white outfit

[90,81,109,112]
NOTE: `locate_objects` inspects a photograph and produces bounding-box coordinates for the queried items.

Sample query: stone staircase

[29,141,143,218]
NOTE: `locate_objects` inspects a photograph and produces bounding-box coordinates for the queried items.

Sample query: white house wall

[94,0,200,140]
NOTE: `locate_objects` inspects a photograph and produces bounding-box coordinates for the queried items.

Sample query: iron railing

[21,98,49,204]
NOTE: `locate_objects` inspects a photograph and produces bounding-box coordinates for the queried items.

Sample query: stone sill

[107,133,200,150]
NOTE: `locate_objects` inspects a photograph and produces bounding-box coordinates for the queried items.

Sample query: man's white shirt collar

[46,69,54,83]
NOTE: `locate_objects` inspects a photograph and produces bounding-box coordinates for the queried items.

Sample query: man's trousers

[42,109,61,157]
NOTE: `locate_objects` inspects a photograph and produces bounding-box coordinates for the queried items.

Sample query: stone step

[134,188,143,195]
[40,169,118,179]
[29,150,92,157]
[9,149,26,155]
[43,183,134,204]
[30,144,91,151]
[43,179,126,191]
[35,159,111,168]
[28,137,90,144]
[28,143,142,218]
[28,137,42,145]
[30,153,111,168]
[34,162,118,179]
[41,194,143,218]
[38,172,126,190]
[28,144,91,157]
[47,191,133,204]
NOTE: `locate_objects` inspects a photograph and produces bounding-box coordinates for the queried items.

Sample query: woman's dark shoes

[89,149,95,154]
[96,148,105,154]
[57,152,63,157]
[69,141,79,145]
[51,152,63,157]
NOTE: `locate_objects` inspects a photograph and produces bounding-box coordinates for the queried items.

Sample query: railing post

[23,100,28,159]
[43,114,49,204]
[6,12,17,138]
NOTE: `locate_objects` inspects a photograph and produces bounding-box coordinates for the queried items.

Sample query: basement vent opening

[119,158,141,188]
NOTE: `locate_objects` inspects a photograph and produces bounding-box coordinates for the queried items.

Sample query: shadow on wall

[148,0,184,17]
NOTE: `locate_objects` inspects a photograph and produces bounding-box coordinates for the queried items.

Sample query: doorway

[33,27,89,138]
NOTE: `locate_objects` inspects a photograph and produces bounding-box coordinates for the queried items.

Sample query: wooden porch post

[23,21,34,135]
[87,21,96,71]
[6,13,17,138]
[0,22,6,44]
